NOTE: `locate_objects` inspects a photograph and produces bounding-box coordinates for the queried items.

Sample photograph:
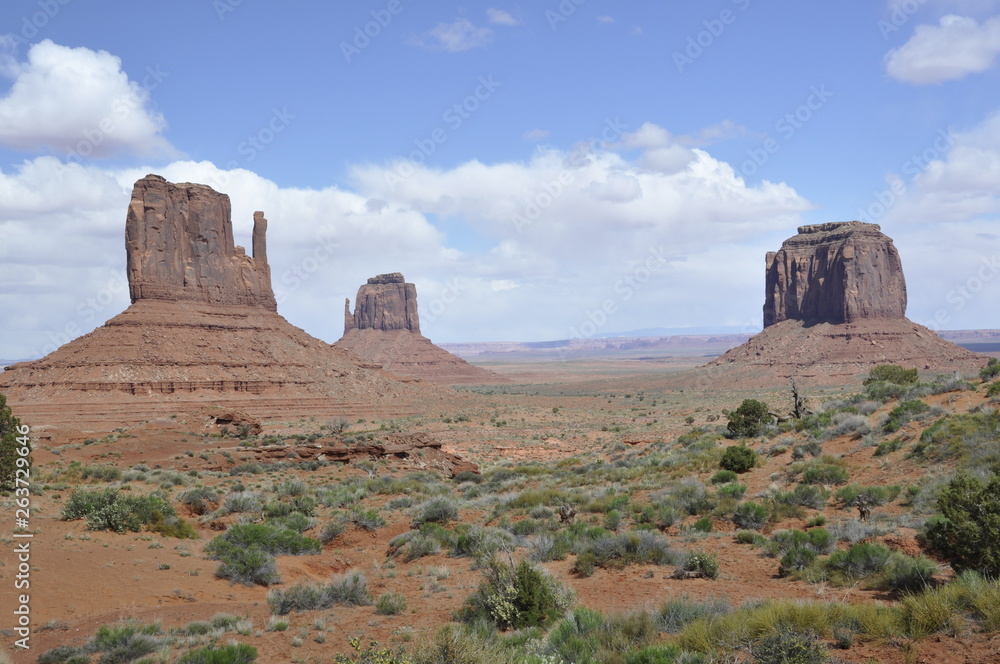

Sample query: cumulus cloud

[0,40,176,158]
[409,19,493,52]
[885,14,1000,83]
[486,8,521,26]
[0,123,816,358]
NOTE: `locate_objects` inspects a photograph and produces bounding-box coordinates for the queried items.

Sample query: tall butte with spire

[705,221,983,385]
[336,273,508,385]
[0,175,441,430]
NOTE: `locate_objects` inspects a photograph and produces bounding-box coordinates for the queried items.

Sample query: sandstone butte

[336,273,509,385]
[703,221,984,386]
[0,175,451,432]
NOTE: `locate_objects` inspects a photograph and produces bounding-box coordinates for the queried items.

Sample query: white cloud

[0,40,176,158]
[486,8,521,26]
[884,14,1000,83]
[409,19,493,52]
[0,123,817,357]
[522,128,550,142]
[597,16,616,24]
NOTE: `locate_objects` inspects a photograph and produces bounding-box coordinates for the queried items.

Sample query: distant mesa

[1,176,441,430]
[764,221,907,327]
[705,221,984,385]
[337,273,509,385]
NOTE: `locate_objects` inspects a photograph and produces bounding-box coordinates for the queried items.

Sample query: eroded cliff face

[344,273,420,334]
[125,174,276,310]
[763,221,907,327]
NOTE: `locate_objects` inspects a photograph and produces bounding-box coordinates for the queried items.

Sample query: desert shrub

[865,364,918,386]
[774,484,829,509]
[574,551,597,577]
[835,484,900,508]
[909,410,1000,466]
[733,502,769,530]
[719,445,757,474]
[544,608,665,664]
[828,519,887,543]
[736,530,769,546]
[779,547,818,577]
[716,482,747,500]
[349,507,386,531]
[800,462,849,487]
[655,595,730,633]
[529,532,571,562]
[413,497,458,526]
[825,542,891,580]
[375,592,407,616]
[623,644,684,664]
[674,551,719,579]
[37,646,89,664]
[179,487,218,515]
[727,399,772,438]
[220,491,264,514]
[752,627,828,664]
[874,437,905,456]
[828,413,871,439]
[178,643,258,664]
[452,525,515,564]
[212,545,280,586]
[62,488,177,534]
[882,399,930,433]
[710,469,737,484]
[770,529,834,558]
[882,553,937,593]
[267,572,371,614]
[205,523,319,586]
[986,381,1000,398]
[458,558,575,630]
[86,621,164,664]
[578,530,675,569]
[81,464,122,482]
[981,357,1000,381]
[319,518,347,544]
[229,462,263,476]
[924,473,1000,576]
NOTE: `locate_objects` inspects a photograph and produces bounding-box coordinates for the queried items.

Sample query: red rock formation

[345,273,420,334]
[764,221,907,327]
[701,221,984,386]
[337,274,508,385]
[1,176,452,431]
[126,174,276,310]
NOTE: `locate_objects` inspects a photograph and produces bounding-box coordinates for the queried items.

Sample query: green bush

[752,627,828,664]
[800,462,849,486]
[720,445,758,473]
[205,522,320,586]
[179,487,218,515]
[835,484,900,508]
[726,399,772,438]
[882,553,936,593]
[924,473,1000,576]
[413,497,459,526]
[773,484,829,509]
[266,571,371,614]
[716,482,747,500]
[825,542,891,579]
[986,381,1000,398]
[0,393,28,492]
[458,558,575,630]
[980,357,1000,382]
[178,643,258,664]
[62,488,179,534]
[779,547,817,577]
[882,399,930,433]
[674,551,719,579]
[710,469,737,484]
[865,364,918,385]
[733,501,769,530]
[577,531,675,569]
[375,592,407,615]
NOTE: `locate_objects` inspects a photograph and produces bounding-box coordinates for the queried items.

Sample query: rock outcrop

[126,174,276,310]
[337,274,508,385]
[700,221,984,386]
[344,273,420,334]
[764,221,906,327]
[0,176,450,432]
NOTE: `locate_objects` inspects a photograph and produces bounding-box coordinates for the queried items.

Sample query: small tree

[720,445,758,474]
[864,364,918,385]
[980,357,1000,382]
[0,393,28,492]
[924,473,1000,577]
[726,399,772,438]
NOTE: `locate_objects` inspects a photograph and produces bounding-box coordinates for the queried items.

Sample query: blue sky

[0,0,999,359]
